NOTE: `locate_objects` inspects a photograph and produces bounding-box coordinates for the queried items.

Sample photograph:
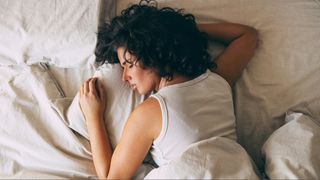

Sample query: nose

[122,67,131,82]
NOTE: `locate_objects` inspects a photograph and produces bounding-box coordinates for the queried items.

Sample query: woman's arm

[198,23,258,86]
[80,78,161,179]
[107,98,161,178]
[79,77,112,177]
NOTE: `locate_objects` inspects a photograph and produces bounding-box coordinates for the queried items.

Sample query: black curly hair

[95,0,216,80]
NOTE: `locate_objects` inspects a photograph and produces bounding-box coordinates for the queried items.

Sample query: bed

[0,0,319,179]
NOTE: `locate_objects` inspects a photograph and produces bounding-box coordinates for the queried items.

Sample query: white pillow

[262,112,320,179]
[54,64,145,149]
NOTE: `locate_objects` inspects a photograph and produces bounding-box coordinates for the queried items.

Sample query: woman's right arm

[80,78,161,179]
[198,23,258,86]
[106,97,162,179]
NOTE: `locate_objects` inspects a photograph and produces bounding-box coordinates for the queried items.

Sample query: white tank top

[150,70,236,166]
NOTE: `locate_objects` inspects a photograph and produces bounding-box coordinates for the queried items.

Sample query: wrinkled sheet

[262,112,320,179]
[0,65,97,178]
[145,137,260,179]
[0,0,100,67]
[0,0,101,177]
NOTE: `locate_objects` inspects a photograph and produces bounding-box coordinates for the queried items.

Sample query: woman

[79,0,258,178]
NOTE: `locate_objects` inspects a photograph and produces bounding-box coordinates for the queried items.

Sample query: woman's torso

[150,70,236,166]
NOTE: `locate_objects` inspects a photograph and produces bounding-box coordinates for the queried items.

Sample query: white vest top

[150,70,236,166]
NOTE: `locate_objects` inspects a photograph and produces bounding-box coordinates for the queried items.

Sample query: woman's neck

[157,74,193,91]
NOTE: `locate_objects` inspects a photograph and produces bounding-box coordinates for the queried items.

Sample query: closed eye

[122,60,134,68]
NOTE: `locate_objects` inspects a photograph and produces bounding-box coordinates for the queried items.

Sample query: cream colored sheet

[262,112,320,179]
[0,0,100,67]
[0,65,96,178]
[145,137,259,179]
[0,0,101,177]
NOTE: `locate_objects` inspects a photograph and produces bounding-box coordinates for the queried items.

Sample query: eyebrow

[120,59,134,68]
[125,58,134,64]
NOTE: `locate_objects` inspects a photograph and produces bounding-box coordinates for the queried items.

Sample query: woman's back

[150,71,236,166]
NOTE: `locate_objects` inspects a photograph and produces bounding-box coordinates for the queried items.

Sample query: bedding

[0,0,100,178]
[1,0,320,178]
[0,64,96,178]
[52,63,146,149]
[262,111,320,179]
[145,136,259,179]
[0,0,99,67]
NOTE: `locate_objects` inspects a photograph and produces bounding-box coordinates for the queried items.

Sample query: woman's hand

[80,78,112,178]
[79,77,106,122]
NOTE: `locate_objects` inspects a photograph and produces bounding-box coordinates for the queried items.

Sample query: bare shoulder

[129,97,162,140]
[107,97,162,178]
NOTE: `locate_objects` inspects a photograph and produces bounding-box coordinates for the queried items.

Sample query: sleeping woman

[79,0,258,178]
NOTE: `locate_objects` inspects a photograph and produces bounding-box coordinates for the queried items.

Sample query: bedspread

[0,65,96,178]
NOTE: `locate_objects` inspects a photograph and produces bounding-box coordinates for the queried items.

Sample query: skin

[118,48,161,95]
[79,22,258,179]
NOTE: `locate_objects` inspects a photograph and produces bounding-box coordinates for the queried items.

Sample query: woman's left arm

[198,23,258,86]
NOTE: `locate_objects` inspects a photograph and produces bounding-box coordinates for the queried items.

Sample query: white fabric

[48,64,155,178]
[150,71,236,166]
[0,62,148,178]
[0,0,100,67]
[0,65,96,178]
[262,112,320,179]
[117,0,320,170]
[59,64,145,148]
[145,137,260,179]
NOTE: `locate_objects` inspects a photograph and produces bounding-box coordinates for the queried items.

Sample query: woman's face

[117,47,161,95]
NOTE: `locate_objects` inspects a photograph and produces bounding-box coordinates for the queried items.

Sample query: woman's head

[95,0,216,94]
[117,46,161,95]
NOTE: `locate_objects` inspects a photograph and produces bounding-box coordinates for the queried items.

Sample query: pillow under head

[66,63,146,148]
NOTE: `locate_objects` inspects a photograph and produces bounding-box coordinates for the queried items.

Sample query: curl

[94,0,216,79]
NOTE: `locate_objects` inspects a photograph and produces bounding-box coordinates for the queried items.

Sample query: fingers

[80,84,83,98]
[79,77,107,99]
[80,77,102,96]
[89,78,97,93]
[98,78,105,99]
[84,78,91,93]
[80,78,93,97]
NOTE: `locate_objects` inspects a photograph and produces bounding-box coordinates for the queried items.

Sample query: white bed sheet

[262,112,320,179]
[145,137,259,179]
[0,0,100,67]
[0,0,102,177]
[0,65,96,178]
